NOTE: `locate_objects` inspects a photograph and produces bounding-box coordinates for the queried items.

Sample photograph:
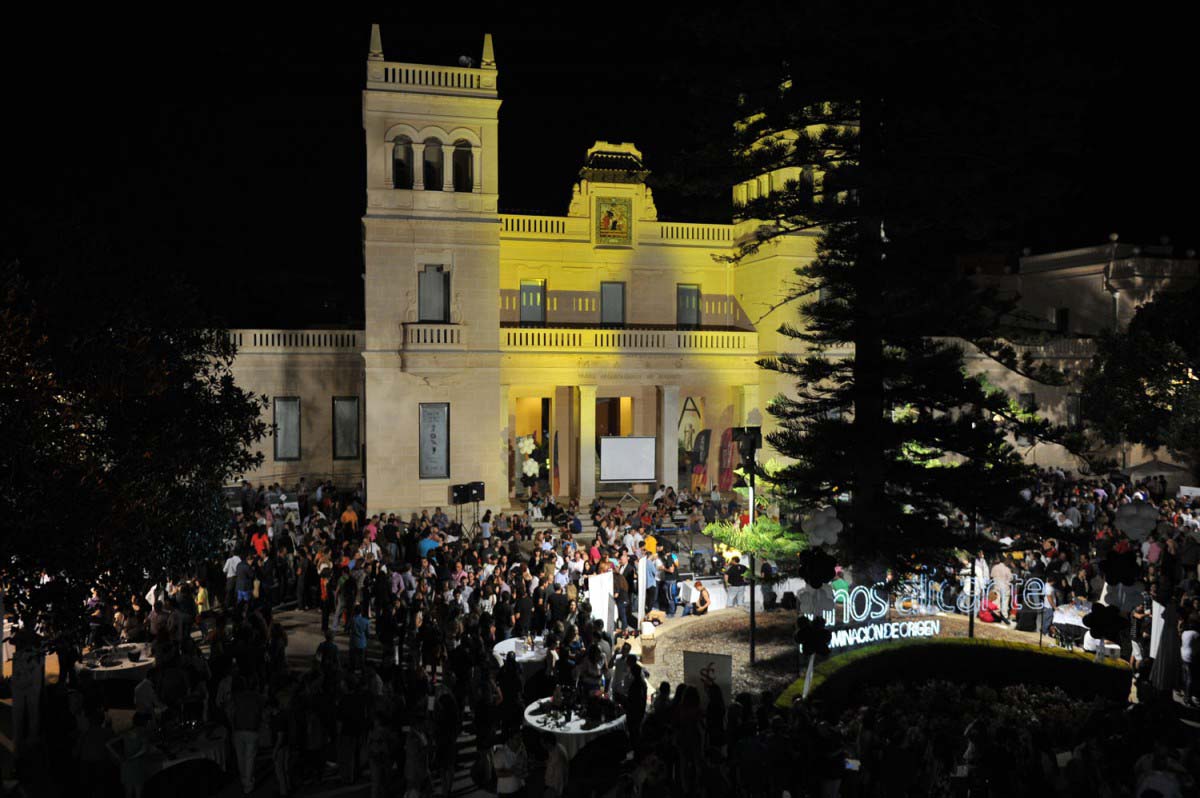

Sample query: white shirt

[1182,629,1197,664]
[493,743,525,794]
[223,555,242,579]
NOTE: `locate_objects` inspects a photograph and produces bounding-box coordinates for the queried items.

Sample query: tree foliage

[0,254,266,638]
[1081,283,1200,471]
[726,5,1096,576]
[705,516,807,564]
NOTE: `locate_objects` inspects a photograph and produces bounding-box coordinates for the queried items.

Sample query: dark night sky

[4,9,1197,328]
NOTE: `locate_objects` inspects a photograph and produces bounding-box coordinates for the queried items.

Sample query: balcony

[403,323,468,351]
[500,326,757,355]
[229,329,362,354]
[366,61,497,97]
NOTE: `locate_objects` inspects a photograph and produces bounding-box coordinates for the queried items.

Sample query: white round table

[78,643,155,681]
[492,636,548,671]
[522,696,625,759]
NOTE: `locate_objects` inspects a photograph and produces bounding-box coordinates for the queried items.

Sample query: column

[442,146,455,192]
[578,385,597,502]
[412,142,426,190]
[553,387,575,499]
[500,385,513,499]
[657,385,680,490]
[737,384,762,426]
[471,145,482,193]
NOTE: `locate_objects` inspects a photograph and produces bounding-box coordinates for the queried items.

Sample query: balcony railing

[229,329,362,353]
[500,326,757,355]
[655,222,734,243]
[367,61,497,96]
[404,323,467,350]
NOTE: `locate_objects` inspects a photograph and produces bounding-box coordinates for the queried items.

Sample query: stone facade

[226,29,1196,514]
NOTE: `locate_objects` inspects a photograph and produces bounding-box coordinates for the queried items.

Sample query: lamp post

[749,465,757,664]
[733,426,762,663]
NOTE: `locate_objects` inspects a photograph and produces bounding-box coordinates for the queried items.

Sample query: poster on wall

[419,402,450,479]
[678,396,703,489]
[595,197,632,246]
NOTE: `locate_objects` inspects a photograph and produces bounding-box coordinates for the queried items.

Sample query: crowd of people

[4,479,766,797]
[5,466,1199,796]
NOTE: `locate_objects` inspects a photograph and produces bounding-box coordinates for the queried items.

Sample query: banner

[588,571,615,635]
[690,429,712,493]
[683,650,733,707]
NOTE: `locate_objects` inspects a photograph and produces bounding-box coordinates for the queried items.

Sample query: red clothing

[251,531,270,557]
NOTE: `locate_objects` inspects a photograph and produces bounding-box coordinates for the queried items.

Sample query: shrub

[777,637,1130,709]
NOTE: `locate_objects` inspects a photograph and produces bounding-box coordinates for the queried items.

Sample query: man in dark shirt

[494,596,514,640]
[235,558,255,605]
[613,568,632,631]
[513,589,534,638]
[548,583,570,624]
[725,556,748,607]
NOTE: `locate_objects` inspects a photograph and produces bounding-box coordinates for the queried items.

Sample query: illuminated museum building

[228,28,1198,512]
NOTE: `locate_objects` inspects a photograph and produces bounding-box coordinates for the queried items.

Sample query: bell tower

[361,25,505,512]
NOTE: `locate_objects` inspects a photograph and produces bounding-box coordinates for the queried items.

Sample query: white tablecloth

[523,697,625,759]
[1052,602,1090,629]
[150,724,228,775]
[678,577,806,612]
[493,636,548,670]
[78,644,155,681]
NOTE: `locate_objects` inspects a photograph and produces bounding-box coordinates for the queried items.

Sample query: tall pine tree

[724,5,1098,576]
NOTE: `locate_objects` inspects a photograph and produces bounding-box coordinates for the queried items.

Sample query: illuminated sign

[828,619,941,649]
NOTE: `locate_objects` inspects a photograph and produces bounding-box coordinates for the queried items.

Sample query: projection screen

[599,436,657,482]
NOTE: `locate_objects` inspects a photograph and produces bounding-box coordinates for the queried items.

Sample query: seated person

[977,593,1008,625]
[683,581,711,616]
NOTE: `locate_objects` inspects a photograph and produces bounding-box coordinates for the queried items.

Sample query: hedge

[777,637,1131,709]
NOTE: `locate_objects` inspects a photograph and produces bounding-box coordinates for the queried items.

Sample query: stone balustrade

[367,61,496,96]
[500,326,756,355]
[404,323,468,350]
[228,329,362,353]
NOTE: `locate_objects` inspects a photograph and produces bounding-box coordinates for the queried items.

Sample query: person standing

[271,691,299,797]
[1183,619,1199,706]
[10,631,44,755]
[349,604,370,672]
[222,550,242,609]
[229,678,266,795]
[725,556,748,608]
[624,654,648,751]
[234,557,255,607]
[492,732,527,798]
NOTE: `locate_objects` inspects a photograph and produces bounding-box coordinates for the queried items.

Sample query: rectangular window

[520,279,546,325]
[419,402,450,479]
[418,264,450,322]
[273,397,300,461]
[1054,307,1070,334]
[600,281,626,326]
[677,284,701,329]
[333,397,360,460]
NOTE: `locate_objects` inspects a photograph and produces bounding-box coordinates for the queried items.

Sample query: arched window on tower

[452,140,473,193]
[392,137,413,189]
[423,139,443,191]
